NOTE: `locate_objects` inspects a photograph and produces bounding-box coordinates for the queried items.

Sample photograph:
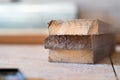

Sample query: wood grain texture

[48,19,111,35]
[45,35,67,49]
[45,34,115,50]
[66,35,91,49]
[45,35,91,49]
[0,45,116,80]
[49,49,94,63]
[46,34,115,63]
[49,45,114,64]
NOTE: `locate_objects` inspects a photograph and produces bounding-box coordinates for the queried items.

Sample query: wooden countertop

[0,45,119,80]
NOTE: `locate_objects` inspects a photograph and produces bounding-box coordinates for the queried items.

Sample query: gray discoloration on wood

[45,35,91,50]
[66,35,91,49]
[45,34,115,50]
[44,35,67,49]
[45,34,115,63]
[92,34,115,63]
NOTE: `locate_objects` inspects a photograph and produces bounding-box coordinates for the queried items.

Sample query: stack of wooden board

[44,19,115,63]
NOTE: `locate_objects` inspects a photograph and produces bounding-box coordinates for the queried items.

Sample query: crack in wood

[109,56,119,80]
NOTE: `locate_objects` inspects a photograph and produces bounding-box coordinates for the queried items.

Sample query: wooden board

[49,45,114,64]
[45,34,115,63]
[49,49,94,63]
[48,19,111,35]
[0,35,47,44]
[0,45,116,80]
[0,33,118,44]
[0,29,118,44]
[45,34,115,50]
[45,35,91,49]
[0,29,48,44]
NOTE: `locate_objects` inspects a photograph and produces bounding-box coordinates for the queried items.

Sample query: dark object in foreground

[0,69,25,80]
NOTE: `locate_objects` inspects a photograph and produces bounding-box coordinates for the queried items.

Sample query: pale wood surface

[49,49,94,63]
[0,45,117,80]
[48,19,111,35]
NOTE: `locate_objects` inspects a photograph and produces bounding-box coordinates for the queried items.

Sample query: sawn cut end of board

[45,34,115,63]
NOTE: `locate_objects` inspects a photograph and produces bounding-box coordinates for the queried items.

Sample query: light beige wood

[48,19,111,35]
[49,49,94,63]
[49,44,114,64]
[0,45,116,80]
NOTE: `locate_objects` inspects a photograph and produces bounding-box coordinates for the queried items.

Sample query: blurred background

[0,1,120,80]
[0,0,119,44]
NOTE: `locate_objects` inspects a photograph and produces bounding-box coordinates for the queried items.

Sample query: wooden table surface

[0,44,119,80]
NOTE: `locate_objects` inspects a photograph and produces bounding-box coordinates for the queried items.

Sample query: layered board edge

[46,34,115,63]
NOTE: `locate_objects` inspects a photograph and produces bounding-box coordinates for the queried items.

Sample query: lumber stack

[44,19,115,64]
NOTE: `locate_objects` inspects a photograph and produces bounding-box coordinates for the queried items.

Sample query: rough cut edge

[44,35,92,50]
[44,33,115,50]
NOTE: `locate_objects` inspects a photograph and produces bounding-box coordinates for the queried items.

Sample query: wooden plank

[45,34,115,50]
[0,34,118,44]
[0,35,47,44]
[0,45,116,80]
[49,45,114,64]
[45,35,91,49]
[0,29,118,44]
[66,35,91,49]
[48,19,111,35]
[45,34,115,63]
[49,49,94,63]
[0,28,48,44]
[45,35,67,49]
[111,45,120,80]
